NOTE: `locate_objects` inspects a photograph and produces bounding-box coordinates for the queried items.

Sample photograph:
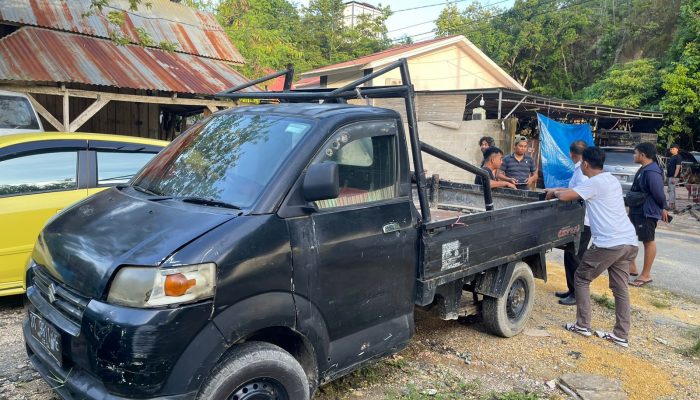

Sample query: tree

[659,0,700,148]
[579,59,662,109]
[339,6,392,59]
[216,0,306,78]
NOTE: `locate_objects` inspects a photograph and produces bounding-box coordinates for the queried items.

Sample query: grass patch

[649,298,671,309]
[591,294,615,310]
[679,327,700,357]
[385,374,482,399]
[319,361,396,397]
[480,391,545,400]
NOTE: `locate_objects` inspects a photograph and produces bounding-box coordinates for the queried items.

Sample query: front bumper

[25,321,195,400]
[24,282,220,400]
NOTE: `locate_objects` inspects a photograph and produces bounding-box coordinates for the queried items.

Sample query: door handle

[382,222,400,234]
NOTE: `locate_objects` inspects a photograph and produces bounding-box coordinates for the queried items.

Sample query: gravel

[1,263,698,400]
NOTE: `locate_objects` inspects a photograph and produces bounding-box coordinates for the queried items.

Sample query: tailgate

[416,199,584,304]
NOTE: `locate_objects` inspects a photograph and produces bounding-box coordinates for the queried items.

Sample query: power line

[392,0,473,14]
[391,0,598,43]
[388,0,513,35]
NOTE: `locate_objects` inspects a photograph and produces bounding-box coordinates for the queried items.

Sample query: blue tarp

[538,113,594,188]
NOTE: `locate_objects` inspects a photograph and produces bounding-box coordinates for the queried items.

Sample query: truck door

[288,120,417,376]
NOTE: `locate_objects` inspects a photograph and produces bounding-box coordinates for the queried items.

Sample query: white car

[0,90,44,135]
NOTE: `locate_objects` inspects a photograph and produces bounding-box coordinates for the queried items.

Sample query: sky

[296,0,516,42]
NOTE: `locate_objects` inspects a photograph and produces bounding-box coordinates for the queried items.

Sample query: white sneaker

[595,330,629,348]
[565,322,592,337]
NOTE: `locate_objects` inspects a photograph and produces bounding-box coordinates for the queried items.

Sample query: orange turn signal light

[164,273,197,296]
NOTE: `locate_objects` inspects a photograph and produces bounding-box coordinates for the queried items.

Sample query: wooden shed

[0,0,255,140]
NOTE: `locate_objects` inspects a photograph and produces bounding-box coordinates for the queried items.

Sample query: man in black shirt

[666,143,682,211]
[475,147,517,189]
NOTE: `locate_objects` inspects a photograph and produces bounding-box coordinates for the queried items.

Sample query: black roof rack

[216,58,496,218]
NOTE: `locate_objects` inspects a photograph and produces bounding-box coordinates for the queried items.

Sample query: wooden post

[497,89,502,120]
[62,84,69,132]
[25,93,64,131]
[69,96,110,132]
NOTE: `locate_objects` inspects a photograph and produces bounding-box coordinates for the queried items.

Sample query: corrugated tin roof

[0,27,254,95]
[0,0,244,63]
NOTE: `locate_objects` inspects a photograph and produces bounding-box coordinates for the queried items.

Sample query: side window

[97,151,158,186]
[314,121,398,209]
[0,151,78,196]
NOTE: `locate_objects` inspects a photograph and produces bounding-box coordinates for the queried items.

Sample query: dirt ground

[0,262,698,400]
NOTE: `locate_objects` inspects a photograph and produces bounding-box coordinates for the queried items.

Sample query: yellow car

[0,132,167,296]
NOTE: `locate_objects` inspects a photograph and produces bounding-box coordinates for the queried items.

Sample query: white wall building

[343,1,382,28]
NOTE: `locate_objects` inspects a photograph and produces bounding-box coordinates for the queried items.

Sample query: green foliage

[485,392,544,400]
[579,59,662,109]
[659,0,700,147]
[679,327,700,357]
[216,0,306,78]
[213,0,391,79]
[591,294,615,310]
[159,41,179,52]
[649,298,671,309]
[136,27,154,47]
[106,10,125,26]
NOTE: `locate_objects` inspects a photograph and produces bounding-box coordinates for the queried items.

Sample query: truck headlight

[107,263,216,308]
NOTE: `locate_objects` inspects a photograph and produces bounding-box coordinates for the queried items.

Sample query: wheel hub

[506,278,527,321]
[229,378,288,400]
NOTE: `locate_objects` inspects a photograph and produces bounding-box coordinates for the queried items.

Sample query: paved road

[548,229,700,299]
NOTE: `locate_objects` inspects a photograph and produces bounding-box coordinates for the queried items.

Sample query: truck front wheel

[198,341,310,400]
[482,262,534,338]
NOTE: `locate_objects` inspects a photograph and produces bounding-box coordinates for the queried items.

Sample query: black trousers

[564,225,592,295]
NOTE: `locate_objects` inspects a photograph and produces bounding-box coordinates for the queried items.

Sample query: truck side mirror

[303,162,339,202]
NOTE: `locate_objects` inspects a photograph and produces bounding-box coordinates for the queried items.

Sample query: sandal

[629,279,653,287]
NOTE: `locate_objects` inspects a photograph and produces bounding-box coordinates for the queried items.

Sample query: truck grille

[32,266,89,327]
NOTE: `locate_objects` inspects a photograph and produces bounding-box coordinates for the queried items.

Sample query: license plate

[29,311,62,366]
[612,174,627,182]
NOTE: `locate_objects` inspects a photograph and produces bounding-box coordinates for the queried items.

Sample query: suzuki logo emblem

[47,283,57,304]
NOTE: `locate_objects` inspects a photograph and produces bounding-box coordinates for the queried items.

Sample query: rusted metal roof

[0,27,254,95]
[0,0,244,63]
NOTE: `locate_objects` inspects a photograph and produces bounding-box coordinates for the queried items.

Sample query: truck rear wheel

[482,262,534,338]
[198,341,310,400]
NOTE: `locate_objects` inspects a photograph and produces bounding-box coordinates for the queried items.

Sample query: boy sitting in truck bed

[475,147,517,189]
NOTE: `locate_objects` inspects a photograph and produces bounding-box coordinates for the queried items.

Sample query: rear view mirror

[303,163,339,202]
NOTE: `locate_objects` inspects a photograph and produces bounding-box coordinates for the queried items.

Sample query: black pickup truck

[23,60,584,400]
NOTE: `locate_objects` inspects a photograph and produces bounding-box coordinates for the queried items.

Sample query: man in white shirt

[547,147,639,347]
[550,141,592,306]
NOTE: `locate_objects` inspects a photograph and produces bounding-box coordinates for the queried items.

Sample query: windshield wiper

[129,185,174,201]
[131,184,161,196]
[178,197,242,210]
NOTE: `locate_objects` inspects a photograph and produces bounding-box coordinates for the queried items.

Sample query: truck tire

[197,341,310,400]
[482,262,534,338]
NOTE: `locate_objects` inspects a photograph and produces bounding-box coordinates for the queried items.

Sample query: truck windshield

[0,95,40,129]
[132,113,312,208]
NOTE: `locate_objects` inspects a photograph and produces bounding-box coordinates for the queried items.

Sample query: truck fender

[161,321,228,395]
[522,251,547,282]
[292,294,331,376]
[473,262,517,299]
[212,291,297,344]
[474,251,546,298]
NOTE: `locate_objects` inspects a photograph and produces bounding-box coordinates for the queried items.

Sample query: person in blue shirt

[628,142,669,287]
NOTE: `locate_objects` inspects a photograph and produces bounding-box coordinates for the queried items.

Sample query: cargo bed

[414,178,584,307]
